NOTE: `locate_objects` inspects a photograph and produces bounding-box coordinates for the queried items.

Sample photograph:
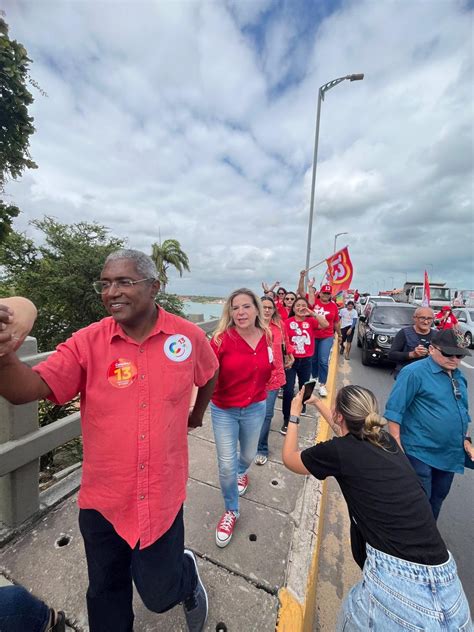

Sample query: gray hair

[104,249,158,279]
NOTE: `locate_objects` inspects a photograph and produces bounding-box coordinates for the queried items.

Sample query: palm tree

[150,238,190,293]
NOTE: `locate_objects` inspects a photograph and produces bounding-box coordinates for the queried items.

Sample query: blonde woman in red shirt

[210,289,273,548]
[254,296,294,466]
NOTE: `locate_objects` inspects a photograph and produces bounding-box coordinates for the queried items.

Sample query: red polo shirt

[211,329,272,408]
[285,317,321,357]
[33,308,218,549]
[310,299,339,339]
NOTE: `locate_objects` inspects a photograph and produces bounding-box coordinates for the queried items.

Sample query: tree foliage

[0,217,125,350]
[150,239,190,293]
[0,14,38,243]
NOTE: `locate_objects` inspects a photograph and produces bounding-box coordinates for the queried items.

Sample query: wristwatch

[289,415,300,424]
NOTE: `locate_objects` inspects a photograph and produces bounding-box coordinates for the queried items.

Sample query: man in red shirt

[0,249,218,632]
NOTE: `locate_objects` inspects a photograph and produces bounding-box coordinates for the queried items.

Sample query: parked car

[356,295,395,315]
[452,308,474,348]
[357,302,416,366]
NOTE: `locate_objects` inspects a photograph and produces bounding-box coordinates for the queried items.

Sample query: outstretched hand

[0,304,14,357]
[290,388,304,417]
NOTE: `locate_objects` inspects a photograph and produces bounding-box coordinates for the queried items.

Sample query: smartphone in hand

[302,379,317,403]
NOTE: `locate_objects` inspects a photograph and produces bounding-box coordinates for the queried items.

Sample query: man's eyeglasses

[432,346,464,360]
[93,278,154,294]
[451,377,462,400]
[415,316,434,322]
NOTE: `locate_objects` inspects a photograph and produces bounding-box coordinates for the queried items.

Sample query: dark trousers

[282,357,312,421]
[406,454,455,520]
[79,506,196,632]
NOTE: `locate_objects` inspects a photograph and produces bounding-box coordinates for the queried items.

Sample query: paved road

[314,340,474,629]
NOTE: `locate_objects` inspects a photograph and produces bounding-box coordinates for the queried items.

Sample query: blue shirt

[384,356,471,473]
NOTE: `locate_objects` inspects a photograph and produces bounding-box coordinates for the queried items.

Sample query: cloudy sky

[4,0,473,297]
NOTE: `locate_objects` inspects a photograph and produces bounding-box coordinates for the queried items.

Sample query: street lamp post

[333,231,348,253]
[304,73,364,287]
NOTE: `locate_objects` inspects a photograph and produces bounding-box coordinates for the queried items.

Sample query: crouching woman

[282,385,472,631]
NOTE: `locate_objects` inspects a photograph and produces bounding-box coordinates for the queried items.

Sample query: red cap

[320,284,332,293]
[441,305,451,312]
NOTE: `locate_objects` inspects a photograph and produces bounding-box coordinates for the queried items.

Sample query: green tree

[0,14,38,243]
[0,217,125,350]
[150,238,190,293]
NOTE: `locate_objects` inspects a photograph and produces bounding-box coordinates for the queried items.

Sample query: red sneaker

[237,473,249,496]
[215,510,238,548]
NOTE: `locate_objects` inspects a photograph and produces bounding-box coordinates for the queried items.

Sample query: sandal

[49,609,66,632]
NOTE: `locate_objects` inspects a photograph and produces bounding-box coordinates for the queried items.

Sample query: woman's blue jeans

[282,357,312,421]
[311,336,333,384]
[211,400,266,512]
[337,545,472,631]
[257,389,279,457]
[0,585,50,632]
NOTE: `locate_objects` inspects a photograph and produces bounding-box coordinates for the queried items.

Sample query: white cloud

[3,0,473,299]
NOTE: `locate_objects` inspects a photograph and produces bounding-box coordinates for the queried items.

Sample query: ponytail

[335,386,391,450]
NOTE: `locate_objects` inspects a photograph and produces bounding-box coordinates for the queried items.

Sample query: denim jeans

[282,357,312,421]
[0,585,50,632]
[337,544,472,631]
[211,400,266,512]
[311,336,334,384]
[257,389,279,456]
[406,453,455,520]
[79,506,196,632]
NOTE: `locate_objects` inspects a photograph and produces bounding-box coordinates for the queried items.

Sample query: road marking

[461,360,473,370]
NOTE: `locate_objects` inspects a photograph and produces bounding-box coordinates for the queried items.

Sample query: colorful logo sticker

[108,358,138,388]
[164,334,192,362]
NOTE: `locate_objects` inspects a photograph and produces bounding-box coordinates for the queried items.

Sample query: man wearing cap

[0,249,219,632]
[385,329,473,519]
[388,306,436,378]
[435,306,458,330]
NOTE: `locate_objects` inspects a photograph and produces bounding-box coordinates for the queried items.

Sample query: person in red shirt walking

[281,297,328,434]
[210,289,273,547]
[254,296,294,465]
[0,250,218,632]
[435,306,459,330]
[305,280,341,397]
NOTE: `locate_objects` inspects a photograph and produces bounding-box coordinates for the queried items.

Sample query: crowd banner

[422,270,431,307]
[325,246,353,294]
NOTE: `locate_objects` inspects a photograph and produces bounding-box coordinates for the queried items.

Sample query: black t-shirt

[301,433,448,569]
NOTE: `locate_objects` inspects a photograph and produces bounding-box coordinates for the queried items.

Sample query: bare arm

[306,394,341,436]
[282,389,310,474]
[188,369,219,429]
[297,270,306,298]
[388,421,402,449]
[0,306,51,404]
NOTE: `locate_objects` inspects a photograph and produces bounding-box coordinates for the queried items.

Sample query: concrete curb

[276,339,339,631]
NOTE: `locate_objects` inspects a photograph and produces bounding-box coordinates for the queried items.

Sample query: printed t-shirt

[211,329,273,408]
[33,308,218,549]
[309,298,340,339]
[301,433,448,569]
[435,311,458,330]
[285,317,320,358]
[339,308,358,329]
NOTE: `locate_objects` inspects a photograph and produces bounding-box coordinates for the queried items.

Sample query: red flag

[325,246,354,294]
[422,270,430,307]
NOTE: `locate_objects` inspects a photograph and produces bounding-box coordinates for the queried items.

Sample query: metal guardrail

[0,318,219,528]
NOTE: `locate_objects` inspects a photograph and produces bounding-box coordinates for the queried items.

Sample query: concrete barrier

[276,338,339,631]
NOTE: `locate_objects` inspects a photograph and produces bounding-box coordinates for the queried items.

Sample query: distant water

[183,301,223,321]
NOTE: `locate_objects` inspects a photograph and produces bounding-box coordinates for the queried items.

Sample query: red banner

[422,270,430,307]
[325,246,354,293]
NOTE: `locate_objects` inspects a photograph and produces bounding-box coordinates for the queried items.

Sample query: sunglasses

[451,377,462,400]
[433,346,464,359]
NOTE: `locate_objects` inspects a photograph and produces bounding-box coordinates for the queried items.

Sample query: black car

[357,302,416,366]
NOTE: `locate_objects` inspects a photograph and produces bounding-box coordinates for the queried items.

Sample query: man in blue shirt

[385,329,473,519]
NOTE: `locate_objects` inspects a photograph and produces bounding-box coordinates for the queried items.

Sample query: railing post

[0,337,40,527]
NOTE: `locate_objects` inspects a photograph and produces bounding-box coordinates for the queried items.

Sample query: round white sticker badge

[164,334,192,362]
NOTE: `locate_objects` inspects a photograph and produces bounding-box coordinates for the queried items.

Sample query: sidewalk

[0,402,322,631]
